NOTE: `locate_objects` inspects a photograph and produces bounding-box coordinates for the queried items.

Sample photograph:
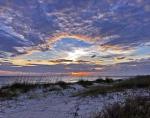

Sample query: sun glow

[71,72,91,77]
[66,49,88,61]
[20,33,98,56]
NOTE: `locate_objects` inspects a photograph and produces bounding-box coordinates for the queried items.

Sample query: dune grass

[114,75,150,89]
[0,78,110,100]
[0,83,38,100]
[76,78,115,88]
[74,75,150,97]
[0,81,69,100]
[93,96,150,118]
[0,75,150,100]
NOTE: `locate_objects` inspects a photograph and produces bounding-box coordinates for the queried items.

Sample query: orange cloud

[101,44,132,51]
[100,44,134,54]
[0,70,20,75]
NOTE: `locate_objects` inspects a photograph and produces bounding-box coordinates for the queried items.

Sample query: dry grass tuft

[93,96,150,118]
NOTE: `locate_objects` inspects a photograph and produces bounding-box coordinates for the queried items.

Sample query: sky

[0,0,150,76]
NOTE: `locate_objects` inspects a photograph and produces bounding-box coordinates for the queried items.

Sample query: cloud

[0,58,150,76]
[0,0,149,75]
[0,0,149,57]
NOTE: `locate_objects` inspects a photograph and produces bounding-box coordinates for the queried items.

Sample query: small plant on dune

[94,77,114,84]
[95,78,106,83]
[77,80,93,87]
[55,81,69,89]
[105,78,114,83]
